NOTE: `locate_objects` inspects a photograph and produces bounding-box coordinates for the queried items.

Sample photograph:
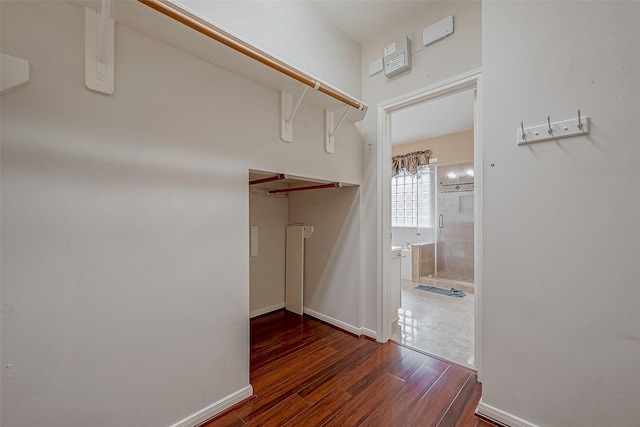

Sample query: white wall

[482,2,640,426]
[0,2,363,426]
[360,1,482,332]
[288,186,362,332]
[177,0,362,98]
[392,129,474,165]
[249,194,288,316]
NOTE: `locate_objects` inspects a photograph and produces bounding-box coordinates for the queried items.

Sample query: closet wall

[248,184,361,333]
[175,0,361,97]
[0,2,363,426]
[289,186,362,332]
[249,191,288,317]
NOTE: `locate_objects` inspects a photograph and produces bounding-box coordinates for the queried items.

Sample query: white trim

[376,69,483,378]
[168,385,253,427]
[303,308,362,336]
[476,400,539,427]
[376,99,392,343]
[250,303,285,318]
[360,328,377,340]
[473,76,484,382]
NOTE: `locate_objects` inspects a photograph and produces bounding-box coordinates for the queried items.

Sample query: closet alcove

[248,170,359,320]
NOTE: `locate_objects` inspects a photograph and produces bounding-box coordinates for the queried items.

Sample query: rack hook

[577,109,582,130]
[521,121,526,140]
[547,115,553,135]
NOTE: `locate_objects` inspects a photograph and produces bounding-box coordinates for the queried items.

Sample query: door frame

[376,69,483,379]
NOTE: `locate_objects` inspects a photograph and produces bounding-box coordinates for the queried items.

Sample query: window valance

[391,150,431,176]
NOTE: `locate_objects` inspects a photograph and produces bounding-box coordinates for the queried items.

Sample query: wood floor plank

[244,394,308,427]
[251,320,334,372]
[340,343,415,398]
[296,339,392,405]
[402,365,472,427]
[237,337,374,422]
[385,346,434,380]
[200,312,483,427]
[252,328,352,384]
[199,408,245,427]
[297,341,401,404]
[251,346,338,395]
[360,364,447,426]
[321,372,406,426]
[284,391,352,427]
[453,377,482,427]
[437,373,479,427]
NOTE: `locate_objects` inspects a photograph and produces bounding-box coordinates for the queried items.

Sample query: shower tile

[459,223,474,241]
[463,241,474,258]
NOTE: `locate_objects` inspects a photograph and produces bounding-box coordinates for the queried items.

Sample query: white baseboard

[476,400,539,427]
[360,328,377,340]
[303,307,362,336]
[169,385,253,427]
[250,303,285,318]
[257,306,377,339]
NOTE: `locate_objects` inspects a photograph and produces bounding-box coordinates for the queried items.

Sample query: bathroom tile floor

[391,279,475,369]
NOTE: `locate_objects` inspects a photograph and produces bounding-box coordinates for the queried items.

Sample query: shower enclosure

[392,161,474,284]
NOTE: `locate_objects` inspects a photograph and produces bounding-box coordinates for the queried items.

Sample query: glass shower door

[416,164,437,283]
[434,162,475,283]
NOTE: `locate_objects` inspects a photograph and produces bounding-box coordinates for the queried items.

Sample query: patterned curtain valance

[391,150,431,176]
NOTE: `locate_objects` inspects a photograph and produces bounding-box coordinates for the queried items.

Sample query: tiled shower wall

[436,162,474,283]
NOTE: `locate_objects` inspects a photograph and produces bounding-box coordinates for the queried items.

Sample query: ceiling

[308,1,434,45]
[391,90,475,146]
[307,1,475,146]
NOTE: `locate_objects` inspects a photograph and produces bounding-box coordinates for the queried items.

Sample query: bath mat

[415,284,466,297]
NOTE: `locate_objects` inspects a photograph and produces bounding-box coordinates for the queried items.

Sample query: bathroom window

[392,166,432,228]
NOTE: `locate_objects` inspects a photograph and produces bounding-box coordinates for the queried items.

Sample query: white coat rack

[517,110,589,145]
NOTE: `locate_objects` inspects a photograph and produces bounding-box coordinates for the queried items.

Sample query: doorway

[377,70,482,375]
[390,157,475,367]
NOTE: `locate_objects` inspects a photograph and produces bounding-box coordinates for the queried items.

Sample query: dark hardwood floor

[201,310,493,427]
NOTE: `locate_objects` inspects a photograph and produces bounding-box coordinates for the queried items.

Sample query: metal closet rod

[137,0,364,111]
[249,174,287,186]
[269,182,342,194]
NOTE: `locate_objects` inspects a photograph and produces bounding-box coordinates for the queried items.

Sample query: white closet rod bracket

[325,106,351,154]
[286,86,308,123]
[0,53,30,95]
[85,0,115,95]
[281,85,310,143]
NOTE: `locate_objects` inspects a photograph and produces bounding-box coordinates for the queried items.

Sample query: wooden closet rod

[249,174,287,186]
[137,0,364,111]
[268,182,342,194]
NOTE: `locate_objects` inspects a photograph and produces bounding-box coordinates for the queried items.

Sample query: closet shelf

[71,0,368,125]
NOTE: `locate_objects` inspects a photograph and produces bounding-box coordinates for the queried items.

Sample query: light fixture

[466,169,475,177]
[447,172,457,179]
